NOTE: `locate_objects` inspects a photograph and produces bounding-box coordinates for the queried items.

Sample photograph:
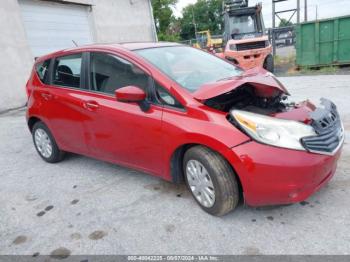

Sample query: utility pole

[191,6,197,37]
[272,1,276,29]
[316,5,318,20]
[304,0,308,22]
[297,0,300,24]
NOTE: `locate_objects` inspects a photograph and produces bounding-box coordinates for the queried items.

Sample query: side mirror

[115,86,150,112]
[115,86,146,102]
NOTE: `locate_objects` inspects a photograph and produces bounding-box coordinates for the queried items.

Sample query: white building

[0,0,156,112]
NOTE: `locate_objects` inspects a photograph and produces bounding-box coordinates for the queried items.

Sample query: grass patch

[274,52,345,76]
[297,65,339,74]
[274,54,296,66]
[319,65,339,73]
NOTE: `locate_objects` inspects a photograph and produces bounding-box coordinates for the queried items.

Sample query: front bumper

[224,46,272,69]
[229,141,343,207]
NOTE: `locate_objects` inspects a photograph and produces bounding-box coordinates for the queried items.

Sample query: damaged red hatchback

[26,42,344,216]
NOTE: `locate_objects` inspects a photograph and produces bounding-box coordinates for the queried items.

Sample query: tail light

[25,79,31,98]
[25,67,37,99]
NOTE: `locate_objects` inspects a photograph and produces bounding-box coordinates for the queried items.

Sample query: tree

[151,0,179,41]
[278,18,293,27]
[159,16,181,41]
[179,0,223,40]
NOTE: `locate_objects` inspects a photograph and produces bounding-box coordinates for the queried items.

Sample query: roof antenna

[72,40,78,47]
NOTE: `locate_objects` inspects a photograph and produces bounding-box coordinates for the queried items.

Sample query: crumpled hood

[192,67,290,101]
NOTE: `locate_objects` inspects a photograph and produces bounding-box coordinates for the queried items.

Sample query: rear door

[82,52,164,176]
[39,53,90,154]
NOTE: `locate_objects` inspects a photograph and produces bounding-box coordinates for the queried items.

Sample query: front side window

[90,52,149,95]
[53,54,82,88]
[136,46,242,92]
[35,59,50,84]
[155,82,183,109]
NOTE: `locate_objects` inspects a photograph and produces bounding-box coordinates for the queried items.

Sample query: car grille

[236,41,266,51]
[302,99,344,155]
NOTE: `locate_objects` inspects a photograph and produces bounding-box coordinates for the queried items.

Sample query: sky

[173,0,350,28]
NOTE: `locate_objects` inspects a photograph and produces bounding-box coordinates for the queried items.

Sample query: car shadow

[57,152,336,220]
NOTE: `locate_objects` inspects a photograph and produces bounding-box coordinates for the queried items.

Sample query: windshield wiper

[216,75,239,82]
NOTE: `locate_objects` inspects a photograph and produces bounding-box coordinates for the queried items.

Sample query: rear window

[35,59,50,84]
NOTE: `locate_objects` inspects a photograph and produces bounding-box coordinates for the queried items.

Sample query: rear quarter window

[52,53,82,89]
[35,59,51,84]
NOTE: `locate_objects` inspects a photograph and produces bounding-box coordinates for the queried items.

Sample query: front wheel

[183,146,239,216]
[263,54,274,73]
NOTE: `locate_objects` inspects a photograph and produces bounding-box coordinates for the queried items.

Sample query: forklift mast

[223,0,249,11]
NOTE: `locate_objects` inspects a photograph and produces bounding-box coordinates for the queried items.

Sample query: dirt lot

[0,75,349,256]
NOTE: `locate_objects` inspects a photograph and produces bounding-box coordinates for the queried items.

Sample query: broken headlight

[231,110,316,151]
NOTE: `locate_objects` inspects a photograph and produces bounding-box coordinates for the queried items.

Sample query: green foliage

[151,0,178,41]
[299,65,339,74]
[278,18,293,28]
[151,0,224,42]
[157,32,181,42]
[180,0,223,40]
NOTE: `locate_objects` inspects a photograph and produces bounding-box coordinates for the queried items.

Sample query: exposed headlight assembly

[231,110,316,151]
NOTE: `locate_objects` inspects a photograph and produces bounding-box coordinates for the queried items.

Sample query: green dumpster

[296,15,350,67]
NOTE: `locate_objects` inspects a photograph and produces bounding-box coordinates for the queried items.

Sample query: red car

[26,42,344,216]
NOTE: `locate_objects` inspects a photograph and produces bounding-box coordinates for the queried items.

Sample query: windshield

[229,14,257,36]
[136,46,243,92]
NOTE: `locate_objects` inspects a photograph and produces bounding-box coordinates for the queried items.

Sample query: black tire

[263,54,274,73]
[183,146,239,216]
[32,121,65,163]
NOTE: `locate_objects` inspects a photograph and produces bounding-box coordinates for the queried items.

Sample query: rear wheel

[32,121,65,163]
[263,54,274,73]
[183,146,239,216]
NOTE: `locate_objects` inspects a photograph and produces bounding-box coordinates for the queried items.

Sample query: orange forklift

[218,0,274,72]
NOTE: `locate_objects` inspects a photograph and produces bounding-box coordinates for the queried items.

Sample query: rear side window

[53,54,82,89]
[35,60,50,84]
[90,52,149,95]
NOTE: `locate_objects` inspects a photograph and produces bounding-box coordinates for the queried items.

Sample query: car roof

[119,41,181,50]
[36,42,182,63]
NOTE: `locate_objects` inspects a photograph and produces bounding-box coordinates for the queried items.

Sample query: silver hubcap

[34,128,52,158]
[186,160,215,208]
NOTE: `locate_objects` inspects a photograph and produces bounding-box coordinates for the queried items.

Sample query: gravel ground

[0,75,349,256]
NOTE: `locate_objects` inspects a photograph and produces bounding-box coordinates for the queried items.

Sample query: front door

[82,52,164,176]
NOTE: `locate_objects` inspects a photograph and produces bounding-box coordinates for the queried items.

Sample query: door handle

[83,100,99,110]
[41,92,53,100]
